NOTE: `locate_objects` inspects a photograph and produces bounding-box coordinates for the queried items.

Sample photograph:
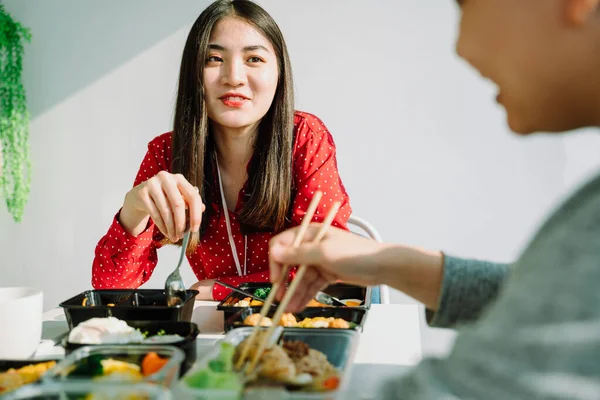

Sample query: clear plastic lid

[42,344,184,388]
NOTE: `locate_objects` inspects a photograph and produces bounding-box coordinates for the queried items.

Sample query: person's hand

[189,279,216,300]
[269,224,385,312]
[119,171,205,241]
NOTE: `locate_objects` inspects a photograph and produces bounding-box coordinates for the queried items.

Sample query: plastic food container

[2,381,172,399]
[224,307,367,332]
[43,345,184,388]
[177,327,359,400]
[59,289,198,329]
[62,321,199,376]
[217,283,371,324]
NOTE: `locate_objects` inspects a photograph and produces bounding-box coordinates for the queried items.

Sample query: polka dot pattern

[91,111,352,300]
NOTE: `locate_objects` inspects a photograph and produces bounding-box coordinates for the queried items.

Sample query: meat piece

[243,314,272,327]
[282,340,309,361]
[234,330,272,365]
[278,313,297,327]
[295,349,336,378]
[258,346,296,382]
[329,318,350,329]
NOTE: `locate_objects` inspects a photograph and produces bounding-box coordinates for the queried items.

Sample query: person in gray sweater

[268,0,600,398]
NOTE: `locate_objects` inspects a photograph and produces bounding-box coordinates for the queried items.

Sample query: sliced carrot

[322,375,340,390]
[141,352,169,376]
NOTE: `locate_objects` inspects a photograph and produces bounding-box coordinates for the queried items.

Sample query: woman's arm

[91,134,171,289]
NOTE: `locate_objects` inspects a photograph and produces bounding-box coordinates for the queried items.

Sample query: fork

[165,230,190,307]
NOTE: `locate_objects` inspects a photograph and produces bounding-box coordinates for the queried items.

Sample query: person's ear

[564,0,600,26]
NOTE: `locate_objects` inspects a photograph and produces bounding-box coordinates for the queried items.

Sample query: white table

[35,302,422,399]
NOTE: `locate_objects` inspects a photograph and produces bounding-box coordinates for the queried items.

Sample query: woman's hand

[269,224,445,312]
[119,171,205,241]
[189,279,216,300]
[269,224,386,311]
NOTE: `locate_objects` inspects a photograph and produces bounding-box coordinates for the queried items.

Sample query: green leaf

[0,5,32,222]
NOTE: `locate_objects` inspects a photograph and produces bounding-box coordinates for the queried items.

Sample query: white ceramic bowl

[0,287,43,358]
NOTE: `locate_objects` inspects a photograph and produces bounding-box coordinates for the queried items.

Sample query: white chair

[347,215,391,304]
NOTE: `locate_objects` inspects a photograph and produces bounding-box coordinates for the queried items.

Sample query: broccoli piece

[253,287,271,299]
[68,354,104,377]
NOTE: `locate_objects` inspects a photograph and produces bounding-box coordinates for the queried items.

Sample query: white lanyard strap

[216,157,247,277]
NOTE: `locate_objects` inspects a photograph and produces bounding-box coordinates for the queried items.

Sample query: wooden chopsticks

[234,191,323,370]
[242,197,342,374]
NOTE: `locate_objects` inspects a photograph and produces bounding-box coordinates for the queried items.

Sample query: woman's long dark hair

[171,0,295,251]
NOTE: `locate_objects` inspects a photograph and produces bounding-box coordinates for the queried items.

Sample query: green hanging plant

[0,4,31,222]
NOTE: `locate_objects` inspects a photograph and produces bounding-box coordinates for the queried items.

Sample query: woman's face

[203,17,279,132]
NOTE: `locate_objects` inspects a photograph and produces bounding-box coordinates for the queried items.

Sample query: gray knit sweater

[380,172,600,399]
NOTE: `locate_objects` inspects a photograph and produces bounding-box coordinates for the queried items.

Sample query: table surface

[35,302,422,399]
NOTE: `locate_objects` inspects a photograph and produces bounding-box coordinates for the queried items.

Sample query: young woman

[91,0,351,301]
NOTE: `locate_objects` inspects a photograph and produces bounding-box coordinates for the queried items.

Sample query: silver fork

[165,230,190,307]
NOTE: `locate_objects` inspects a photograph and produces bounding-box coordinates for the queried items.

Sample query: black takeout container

[217,282,371,323]
[59,289,198,329]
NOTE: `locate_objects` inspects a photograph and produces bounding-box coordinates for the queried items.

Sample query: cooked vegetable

[68,354,104,377]
[141,352,169,376]
[184,342,242,393]
[253,287,271,299]
[0,361,56,394]
[67,354,145,382]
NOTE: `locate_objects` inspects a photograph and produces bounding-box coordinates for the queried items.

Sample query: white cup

[0,287,43,358]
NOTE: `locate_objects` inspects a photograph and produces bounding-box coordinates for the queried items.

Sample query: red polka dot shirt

[91,111,352,300]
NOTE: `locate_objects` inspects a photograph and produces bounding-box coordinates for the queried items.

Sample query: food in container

[68,317,145,344]
[304,300,330,308]
[236,331,341,391]
[242,313,297,327]
[218,283,371,325]
[63,319,198,376]
[67,317,184,345]
[252,287,271,300]
[182,342,243,392]
[223,297,328,308]
[226,307,366,332]
[242,315,351,329]
[231,297,264,307]
[295,317,350,329]
[58,352,168,382]
[178,327,358,399]
[59,289,198,329]
[339,299,363,307]
[0,360,57,394]
[44,345,184,388]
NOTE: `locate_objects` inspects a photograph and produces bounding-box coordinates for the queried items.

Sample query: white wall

[2,0,600,356]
